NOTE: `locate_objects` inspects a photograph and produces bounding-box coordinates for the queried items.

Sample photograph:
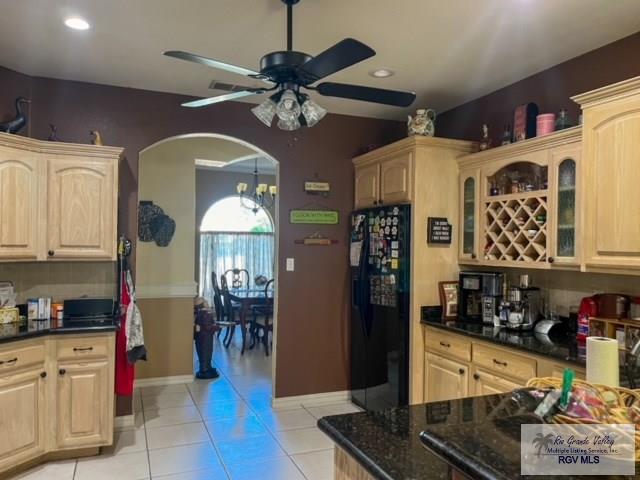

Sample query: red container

[536,113,556,137]
[577,296,598,342]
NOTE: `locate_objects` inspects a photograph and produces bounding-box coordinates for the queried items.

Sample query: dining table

[228,287,273,354]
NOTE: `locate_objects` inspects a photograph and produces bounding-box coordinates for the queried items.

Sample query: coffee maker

[505,286,541,330]
[459,272,504,323]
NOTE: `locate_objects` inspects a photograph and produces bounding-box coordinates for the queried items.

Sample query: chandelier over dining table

[236,158,276,213]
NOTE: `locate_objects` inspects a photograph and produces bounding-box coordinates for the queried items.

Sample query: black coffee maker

[459,271,505,323]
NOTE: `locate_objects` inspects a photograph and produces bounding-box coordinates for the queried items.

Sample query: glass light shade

[258,183,268,193]
[269,185,277,196]
[236,182,248,194]
[301,99,327,127]
[276,90,301,121]
[251,98,277,127]
[277,116,301,131]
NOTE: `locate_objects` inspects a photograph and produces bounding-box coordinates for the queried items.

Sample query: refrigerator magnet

[391,249,399,258]
[391,259,399,269]
[391,240,399,249]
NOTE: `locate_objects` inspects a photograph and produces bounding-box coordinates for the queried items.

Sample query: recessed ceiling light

[369,68,395,78]
[64,17,90,30]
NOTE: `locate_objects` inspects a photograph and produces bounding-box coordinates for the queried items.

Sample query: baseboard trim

[273,390,350,409]
[134,374,194,389]
[114,414,135,429]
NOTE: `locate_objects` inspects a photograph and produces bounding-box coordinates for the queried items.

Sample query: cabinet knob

[59,368,66,376]
[458,368,465,375]
[473,373,480,381]
[48,250,55,257]
[40,371,47,378]
[471,253,477,260]
[548,256,554,264]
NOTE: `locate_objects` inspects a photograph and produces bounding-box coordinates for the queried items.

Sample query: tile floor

[14,334,361,480]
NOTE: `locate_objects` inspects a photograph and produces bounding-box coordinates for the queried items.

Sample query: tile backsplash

[0,262,117,303]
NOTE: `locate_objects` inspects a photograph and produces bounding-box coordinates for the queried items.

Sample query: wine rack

[483,192,548,263]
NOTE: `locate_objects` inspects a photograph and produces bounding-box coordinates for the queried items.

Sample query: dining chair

[211,272,225,338]
[223,268,250,289]
[249,279,274,356]
[220,275,242,349]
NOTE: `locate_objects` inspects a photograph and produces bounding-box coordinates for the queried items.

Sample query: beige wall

[0,262,115,303]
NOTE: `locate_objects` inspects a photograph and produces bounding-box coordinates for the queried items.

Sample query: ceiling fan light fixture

[276,89,301,122]
[251,98,277,127]
[277,116,301,131]
[301,98,327,127]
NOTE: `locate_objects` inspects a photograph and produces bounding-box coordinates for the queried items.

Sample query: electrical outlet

[286,258,295,271]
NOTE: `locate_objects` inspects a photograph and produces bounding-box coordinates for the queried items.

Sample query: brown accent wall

[436,31,640,144]
[0,65,404,398]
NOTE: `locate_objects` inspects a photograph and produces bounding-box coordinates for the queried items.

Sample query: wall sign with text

[289,209,339,225]
[427,217,452,244]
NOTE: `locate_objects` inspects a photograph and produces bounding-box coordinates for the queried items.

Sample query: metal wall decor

[138,201,176,247]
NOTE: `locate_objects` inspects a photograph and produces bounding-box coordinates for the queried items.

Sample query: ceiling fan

[164,0,416,130]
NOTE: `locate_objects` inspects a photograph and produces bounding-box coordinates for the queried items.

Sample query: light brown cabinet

[470,366,521,396]
[47,158,116,260]
[457,128,581,269]
[0,333,114,476]
[57,360,112,448]
[0,151,43,260]
[0,368,46,472]
[353,151,413,208]
[424,352,469,402]
[0,133,122,262]
[573,77,640,272]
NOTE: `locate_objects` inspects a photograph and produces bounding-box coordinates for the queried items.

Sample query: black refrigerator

[350,204,410,411]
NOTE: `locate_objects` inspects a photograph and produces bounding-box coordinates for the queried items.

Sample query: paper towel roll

[586,336,619,387]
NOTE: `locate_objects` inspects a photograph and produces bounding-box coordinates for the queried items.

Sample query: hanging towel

[124,270,147,363]
[115,270,135,396]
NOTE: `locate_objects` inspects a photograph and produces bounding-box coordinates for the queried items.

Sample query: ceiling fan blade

[181,90,262,108]
[164,50,270,83]
[316,82,416,107]
[298,38,375,82]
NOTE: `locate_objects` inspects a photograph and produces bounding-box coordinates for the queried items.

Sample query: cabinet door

[354,163,380,209]
[57,360,111,448]
[549,146,580,266]
[379,153,413,205]
[0,152,43,260]
[0,368,46,471]
[470,367,521,396]
[582,95,640,269]
[459,170,478,263]
[424,352,468,402]
[47,158,116,259]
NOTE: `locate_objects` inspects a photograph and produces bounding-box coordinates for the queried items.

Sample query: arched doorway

[135,133,279,400]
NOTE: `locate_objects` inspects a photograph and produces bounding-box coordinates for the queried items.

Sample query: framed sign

[304,181,330,193]
[438,281,459,320]
[427,217,452,244]
[289,210,339,225]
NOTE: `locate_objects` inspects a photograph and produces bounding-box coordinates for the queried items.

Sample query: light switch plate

[286,258,295,271]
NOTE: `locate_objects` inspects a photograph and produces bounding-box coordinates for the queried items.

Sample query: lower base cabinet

[0,368,46,472]
[0,334,114,476]
[470,366,522,396]
[424,352,469,403]
[57,360,112,449]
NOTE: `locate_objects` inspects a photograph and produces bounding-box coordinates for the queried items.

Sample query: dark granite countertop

[0,318,116,344]
[422,318,586,367]
[320,392,634,480]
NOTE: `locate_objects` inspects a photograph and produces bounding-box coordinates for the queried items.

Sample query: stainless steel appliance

[350,204,410,411]
[506,286,541,330]
[459,272,504,323]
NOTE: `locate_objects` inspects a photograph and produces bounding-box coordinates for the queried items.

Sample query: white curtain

[199,232,274,301]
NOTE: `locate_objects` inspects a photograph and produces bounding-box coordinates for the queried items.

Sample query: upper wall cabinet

[457,128,581,269]
[573,77,640,272]
[353,149,413,208]
[0,133,122,262]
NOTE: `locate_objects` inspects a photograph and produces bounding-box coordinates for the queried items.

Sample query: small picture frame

[438,281,459,320]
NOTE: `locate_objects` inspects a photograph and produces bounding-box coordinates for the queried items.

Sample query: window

[199,196,274,300]
[200,196,273,233]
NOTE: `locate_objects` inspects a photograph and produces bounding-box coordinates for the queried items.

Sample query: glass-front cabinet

[459,169,478,263]
[549,146,580,265]
[457,127,581,270]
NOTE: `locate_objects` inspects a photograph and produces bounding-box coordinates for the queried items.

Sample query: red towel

[115,271,135,395]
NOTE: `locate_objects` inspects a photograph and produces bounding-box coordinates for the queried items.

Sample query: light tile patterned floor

[13,335,361,480]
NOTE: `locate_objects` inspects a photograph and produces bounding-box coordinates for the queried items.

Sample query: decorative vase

[407,109,436,137]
